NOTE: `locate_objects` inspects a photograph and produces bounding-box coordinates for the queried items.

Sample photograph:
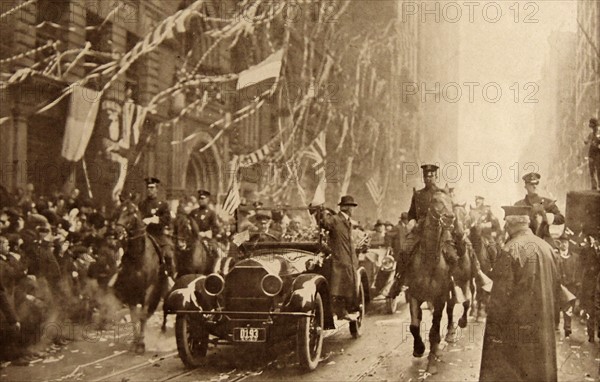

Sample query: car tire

[350,281,366,338]
[175,313,208,368]
[297,292,324,371]
[386,296,398,314]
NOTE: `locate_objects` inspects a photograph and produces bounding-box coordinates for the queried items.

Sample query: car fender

[284,274,329,313]
[163,274,215,313]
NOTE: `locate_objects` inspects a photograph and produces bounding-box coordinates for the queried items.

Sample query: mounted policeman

[138,177,174,278]
[189,189,222,259]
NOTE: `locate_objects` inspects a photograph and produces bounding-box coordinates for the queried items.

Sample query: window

[35,0,69,63]
[85,11,113,85]
[125,31,141,103]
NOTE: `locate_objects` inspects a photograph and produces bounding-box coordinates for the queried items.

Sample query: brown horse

[444,203,474,342]
[406,189,456,374]
[468,219,498,321]
[172,215,222,277]
[113,200,168,354]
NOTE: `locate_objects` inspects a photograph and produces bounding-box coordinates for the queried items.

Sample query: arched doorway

[185,149,220,197]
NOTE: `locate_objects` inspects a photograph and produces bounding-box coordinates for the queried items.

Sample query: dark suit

[321,212,358,301]
[407,185,440,223]
[514,194,565,226]
[190,207,220,236]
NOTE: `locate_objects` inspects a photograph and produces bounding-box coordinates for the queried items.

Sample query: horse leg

[445,297,457,343]
[128,305,141,351]
[458,282,472,328]
[135,315,147,354]
[161,311,168,334]
[409,296,425,357]
[427,296,446,375]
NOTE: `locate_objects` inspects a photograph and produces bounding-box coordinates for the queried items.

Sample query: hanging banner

[61,86,101,162]
[237,49,284,90]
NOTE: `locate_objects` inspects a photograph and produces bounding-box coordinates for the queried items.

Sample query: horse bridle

[427,208,456,261]
[115,222,146,242]
[429,208,455,230]
[115,206,146,242]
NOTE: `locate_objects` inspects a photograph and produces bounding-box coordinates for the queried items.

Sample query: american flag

[222,157,241,216]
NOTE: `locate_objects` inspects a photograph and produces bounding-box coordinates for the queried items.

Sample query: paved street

[2,298,599,382]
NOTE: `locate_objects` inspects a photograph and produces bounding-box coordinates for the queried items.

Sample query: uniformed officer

[514,172,565,243]
[138,177,174,277]
[190,190,221,257]
[407,164,441,225]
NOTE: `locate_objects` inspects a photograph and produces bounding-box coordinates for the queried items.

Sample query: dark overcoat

[479,227,559,382]
[321,212,358,300]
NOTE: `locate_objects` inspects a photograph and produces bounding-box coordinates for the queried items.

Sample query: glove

[546,213,555,225]
[143,216,160,225]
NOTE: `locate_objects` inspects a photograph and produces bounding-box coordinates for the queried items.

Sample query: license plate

[233,327,266,342]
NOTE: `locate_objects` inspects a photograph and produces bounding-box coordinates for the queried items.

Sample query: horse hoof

[458,317,468,328]
[426,362,439,375]
[413,342,426,358]
[445,332,457,343]
[135,343,145,354]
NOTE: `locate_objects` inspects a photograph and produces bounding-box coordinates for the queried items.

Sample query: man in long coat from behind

[479,205,560,382]
[319,195,359,319]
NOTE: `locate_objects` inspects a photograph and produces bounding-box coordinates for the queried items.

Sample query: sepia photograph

[0,0,599,381]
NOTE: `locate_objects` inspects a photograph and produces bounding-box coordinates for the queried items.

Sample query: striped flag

[304,131,326,175]
[222,157,241,216]
[305,131,326,206]
[366,175,384,215]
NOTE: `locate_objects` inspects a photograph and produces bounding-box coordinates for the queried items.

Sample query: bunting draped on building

[366,175,384,217]
[307,131,326,206]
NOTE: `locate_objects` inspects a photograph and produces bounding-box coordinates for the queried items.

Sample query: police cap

[522,172,541,185]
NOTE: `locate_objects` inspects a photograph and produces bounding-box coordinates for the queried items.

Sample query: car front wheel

[350,281,366,338]
[175,314,209,368]
[297,292,324,371]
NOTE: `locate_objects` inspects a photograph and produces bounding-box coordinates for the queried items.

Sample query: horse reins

[428,209,456,261]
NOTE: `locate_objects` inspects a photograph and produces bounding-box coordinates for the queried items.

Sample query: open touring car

[163,207,371,371]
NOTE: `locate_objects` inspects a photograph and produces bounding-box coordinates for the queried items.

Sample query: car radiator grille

[224,267,273,313]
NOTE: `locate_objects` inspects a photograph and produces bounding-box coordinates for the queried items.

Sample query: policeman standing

[190,190,221,257]
[514,172,565,244]
[138,177,174,277]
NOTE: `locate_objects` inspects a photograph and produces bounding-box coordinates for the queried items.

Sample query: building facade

[575,0,600,190]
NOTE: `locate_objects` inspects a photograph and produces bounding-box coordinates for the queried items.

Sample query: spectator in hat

[138,177,174,277]
[584,117,600,190]
[514,172,565,245]
[479,205,560,382]
[384,221,394,232]
[314,195,361,321]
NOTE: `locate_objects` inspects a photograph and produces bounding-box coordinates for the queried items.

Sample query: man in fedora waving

[316,195,360,320]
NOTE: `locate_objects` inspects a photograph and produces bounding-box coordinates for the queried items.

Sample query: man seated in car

[249,210,281,242]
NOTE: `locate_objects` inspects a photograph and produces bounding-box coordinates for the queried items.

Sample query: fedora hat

[338,195,358,206]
